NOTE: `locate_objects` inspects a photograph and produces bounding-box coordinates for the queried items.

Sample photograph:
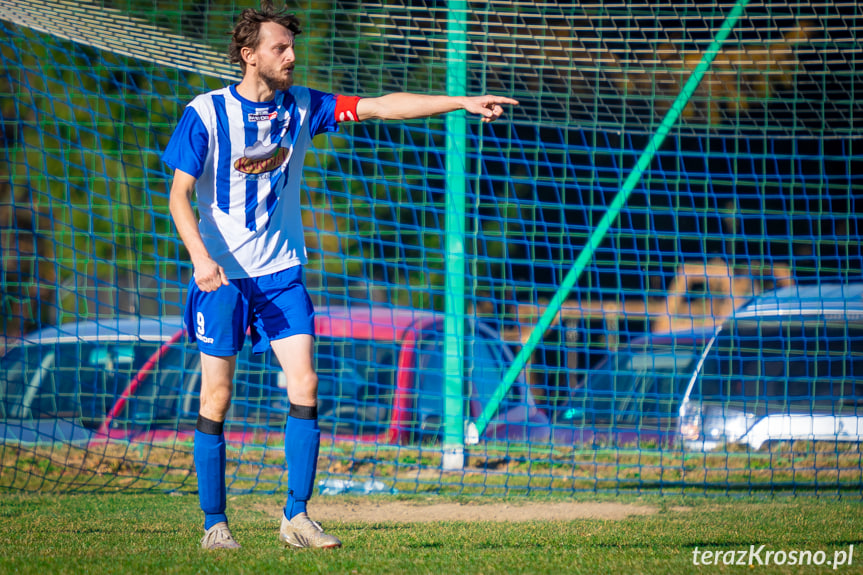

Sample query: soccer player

[162,1,517,550]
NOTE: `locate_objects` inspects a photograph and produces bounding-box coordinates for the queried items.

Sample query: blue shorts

[183,266,315,356]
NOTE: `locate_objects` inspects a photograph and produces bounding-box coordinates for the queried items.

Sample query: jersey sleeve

[306,89,362,137]
[161,106,209,178]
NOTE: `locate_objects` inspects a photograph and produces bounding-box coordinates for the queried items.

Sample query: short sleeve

[162,106,209,178]
[306,89,339,137]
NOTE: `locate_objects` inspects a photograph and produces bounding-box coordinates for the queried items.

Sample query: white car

[678,283,863,451]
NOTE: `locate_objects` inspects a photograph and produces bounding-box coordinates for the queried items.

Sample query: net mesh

[1,0,861,495]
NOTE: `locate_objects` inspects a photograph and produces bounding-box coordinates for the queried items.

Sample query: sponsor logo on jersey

[248,109,279,122]
[235,146,290,175]
[242,171,274,181]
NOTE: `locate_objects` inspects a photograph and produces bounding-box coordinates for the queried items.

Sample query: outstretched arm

[356,93,518,123]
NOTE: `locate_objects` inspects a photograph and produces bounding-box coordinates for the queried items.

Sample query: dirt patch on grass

[256,499,671,523]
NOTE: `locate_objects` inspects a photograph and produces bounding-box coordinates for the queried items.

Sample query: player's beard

[261,65,293,92]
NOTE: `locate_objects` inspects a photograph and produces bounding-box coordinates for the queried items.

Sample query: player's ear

[241,45,256,68]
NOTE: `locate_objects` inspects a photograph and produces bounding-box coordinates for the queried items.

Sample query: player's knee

[290,371,319,404]
[300,371,319,398]
[201,387,232,418]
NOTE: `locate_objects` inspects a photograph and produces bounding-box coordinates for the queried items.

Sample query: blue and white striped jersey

[162,84,345,278]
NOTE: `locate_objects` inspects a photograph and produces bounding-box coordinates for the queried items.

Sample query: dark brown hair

[229,1,302,73]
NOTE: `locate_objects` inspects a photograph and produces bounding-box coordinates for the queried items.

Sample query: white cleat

[279,512,342,549]
[200,521,241,550]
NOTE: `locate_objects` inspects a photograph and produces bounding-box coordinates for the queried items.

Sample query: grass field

[1,491,861,574]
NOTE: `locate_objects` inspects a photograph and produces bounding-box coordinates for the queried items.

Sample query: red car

[0,307,550,446]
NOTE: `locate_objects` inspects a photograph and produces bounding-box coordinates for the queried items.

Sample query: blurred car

[0,307,549,446]
[550,329,714,447]
[678,283,863,451]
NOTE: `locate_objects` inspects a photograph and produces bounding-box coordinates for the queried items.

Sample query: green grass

[1,492,862,574]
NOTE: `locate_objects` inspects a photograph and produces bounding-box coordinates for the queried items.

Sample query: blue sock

[195,418,227,530]
[284,405,320,520]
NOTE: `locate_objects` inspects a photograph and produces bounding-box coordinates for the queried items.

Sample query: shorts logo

[195,311,214,344]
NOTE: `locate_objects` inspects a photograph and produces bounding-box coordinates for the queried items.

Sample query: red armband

[334,95,362,123]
